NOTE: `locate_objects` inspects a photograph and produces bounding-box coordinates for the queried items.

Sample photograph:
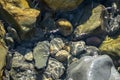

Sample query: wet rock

[74,5,104,38]
[43,58,65,80]
[66,55,120,80]
[55,50,70,62]
[0,22,7,80]
[24,51,33,61]
[0,1,40,40]
[5,36,14,48]
[99,35,120,57]
[33,41,50,69]
[86,36,102,47]
[70,41,86,57]
[50,38,65,56]
[43,0,83,11]
[10,52,37,80]
[101,4,120,35]
[56,19,73,36]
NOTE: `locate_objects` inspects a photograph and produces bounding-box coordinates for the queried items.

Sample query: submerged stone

[33,41,50,69]
[74,4,104,38]
[99,35,120,57]
[42,0,83,11]
[66,55,120,80]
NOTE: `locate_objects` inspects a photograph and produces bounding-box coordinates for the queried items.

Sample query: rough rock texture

[55,50,70,62]
[99,36,120,57]
[66,55,120,80]
[43,0,83,11]
[43,58,65,80]
[33,41,50,69]
[74,4,104,38]
[50,38,65,56]
[0,22,7,80]
[70,41,86,57]
[10,52,37,80]
[56,19,73,36]
[0,0,40,40]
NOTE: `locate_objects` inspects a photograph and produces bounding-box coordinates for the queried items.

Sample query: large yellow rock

[43,0,83,11]
[0,1,40,40]
[74,5,104,37]
[99,35,120,57]
[0,22,7,80]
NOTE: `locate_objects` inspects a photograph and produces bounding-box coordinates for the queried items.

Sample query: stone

[33,41,50,69]
[70,41,86,57]
[50,38,65,56]
[42,0,83,11]
[43,58,65,80]
[10,52,37,80]
[24,51,33,61]
[74,4,104,38]
[0,1,40,40]
[99,35,120,57]
[66,55,120,80]
[0,22,7,80]
[56,19,73,36]
[55,50,70,62]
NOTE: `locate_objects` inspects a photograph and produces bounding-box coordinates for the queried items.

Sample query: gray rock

[10,52,37,80]
[43,58,65,80]
[70,41,86,57]
[66,55,120,80]
[33,41,50,69]
[50,38,65,56]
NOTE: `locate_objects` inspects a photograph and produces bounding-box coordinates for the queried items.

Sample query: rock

[70,41,86,57]
[0,22,7,80]
[43,58,65,80]
[101,4,120,35]
[50,38,65,56]
[33,41,50,69]
[5,36,14,48]
[24,51,33,61]
[99,35,120,57]
[66,55,120,80]
[55,50,70,62]
[86,36,102,47]
[74,4,104,38]
[10,52,37,80]
[42,0,83,11]
[56,19,73,36]
[0,1,40,40]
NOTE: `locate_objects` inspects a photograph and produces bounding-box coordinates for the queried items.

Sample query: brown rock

[43,0,83,11]
[56,19,73,36]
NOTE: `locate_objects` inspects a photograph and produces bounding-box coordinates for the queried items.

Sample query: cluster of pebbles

[0,0,120,80]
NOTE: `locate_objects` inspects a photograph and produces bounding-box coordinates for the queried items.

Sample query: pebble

[55,50,70,62]
[24,51,33,61]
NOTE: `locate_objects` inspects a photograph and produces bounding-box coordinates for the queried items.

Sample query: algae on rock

[99,35,120,56]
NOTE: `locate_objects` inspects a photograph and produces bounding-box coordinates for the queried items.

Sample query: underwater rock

[99,36,120,57]
[42,0,83,11]
[70,41,86,57]
[55,50,70,62]
[50,38,65,56]
[74,5,104,38]
[43,58,65,80]
[10,52,37,80]
[33,41,50,69]
[56,19,73,36]
[0,1,40,40]
[24,51,33,61]
[0,22,7,80]
[66,55,120,80]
